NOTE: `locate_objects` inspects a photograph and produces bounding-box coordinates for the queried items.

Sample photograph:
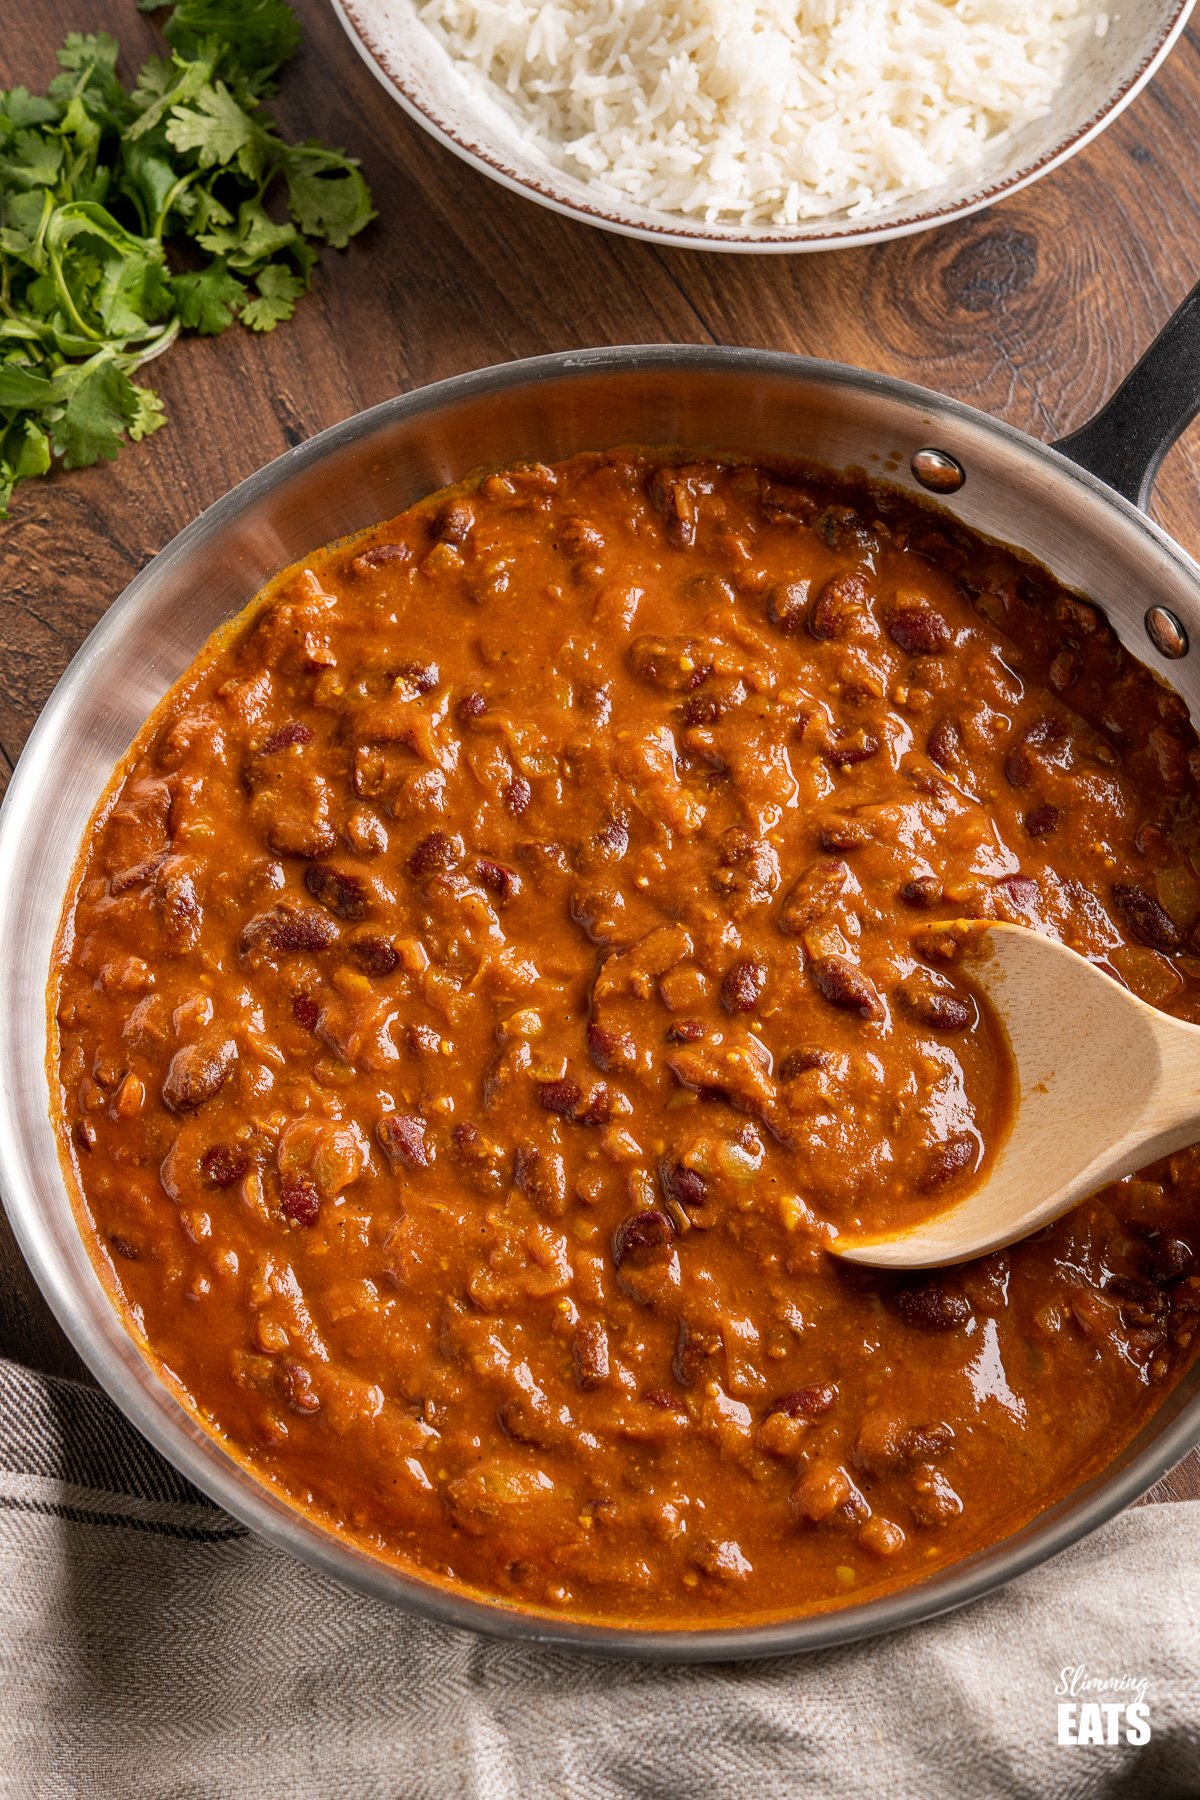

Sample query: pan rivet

[1145,606,1189,659]
[911,448,966,494]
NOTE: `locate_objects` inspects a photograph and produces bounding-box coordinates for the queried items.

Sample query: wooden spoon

[836,921,1200,1269]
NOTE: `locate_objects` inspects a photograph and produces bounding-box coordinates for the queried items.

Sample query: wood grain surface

[1,0,1197,1506]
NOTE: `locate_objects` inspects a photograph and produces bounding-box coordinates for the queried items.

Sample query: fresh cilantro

[240,260,303,330]
[0,0,374,515]
[172,260,246,333]
[147,0,303,91]
[164,80,264,175]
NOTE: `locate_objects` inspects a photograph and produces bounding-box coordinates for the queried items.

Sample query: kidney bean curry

[53,448,1200,1628]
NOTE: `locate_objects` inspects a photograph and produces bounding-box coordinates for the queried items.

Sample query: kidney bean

[642,1388,689,1412]
[900,875,943,906]
[759,478,816,524]
[1143,1236,1195,1284]
[888,604,951,654]
[538,1078,582,1117]
[1024,804,1061,838]
[673,1318,721,1386]
[279,1360,321,1416]
[819,816,873,851]
[395,660,440,694]
[810,955,884,1021]
[305,864,369,920]
[162,1037,236,1113]
[594,815,630,860]
[352,542,411,571]
[778,858,853,935]
[647,467,699,548]
[683,679,745,727]
[514,1144,568,1214]
[996,873,1039,913]
[713,828,780,908]
[810,572,869,641]
[1049,649,1082,693]
[456,690,487,725]
[766,579,809,633]
[721,957,766,1013]
[504,776,532,817]
[155,860,202,952]
[859,1417,955,1475]
[894,1280,973,1330]
[898,969,973,1032]
[572,1319,610,1390]
[612,1208,675,1268]
[576,1084,613,1127]
[476,859,521,903]
[778,1046,832,1080]
[280,1178,319,1227]
[660,1160,709,1217]
[666,1019,705,1045]
[201,1144,249,1189]
[351,936,400,977]
[587,1022,636,1071]
[291,993,319,1029]
[910,1467,964,1526]
[1005,717,1067,789]
[920,1134,977,1190]
[408,831,464,879]
[378,1113,432,1169]
[926,718,963,772]
[259,722,313,754]
[824,727,880,767]
[436,499,475,545]
[242,907,338,956]
[815,505,878,555]
[1113,883,1181,950]
[766,1384,837,1420]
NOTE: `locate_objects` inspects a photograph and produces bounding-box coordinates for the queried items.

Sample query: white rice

[414,0,1111,225]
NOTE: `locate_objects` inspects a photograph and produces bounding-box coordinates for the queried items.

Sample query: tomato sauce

[52,449,1200,1627]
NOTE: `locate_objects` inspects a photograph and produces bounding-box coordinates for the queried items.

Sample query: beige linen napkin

[0,1358,1195,1800]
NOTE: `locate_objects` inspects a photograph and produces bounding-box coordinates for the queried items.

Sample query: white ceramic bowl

[331,0,1195,252]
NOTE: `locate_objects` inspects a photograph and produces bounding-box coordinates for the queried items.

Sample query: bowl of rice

[331,0,1194,252]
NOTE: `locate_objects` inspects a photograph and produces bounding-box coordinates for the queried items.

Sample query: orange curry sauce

[52,450,1200,1627]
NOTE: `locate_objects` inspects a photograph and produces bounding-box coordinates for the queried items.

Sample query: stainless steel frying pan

[3,291,1200,1659]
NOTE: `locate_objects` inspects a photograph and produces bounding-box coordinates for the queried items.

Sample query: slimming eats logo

[1056,1666,1151,1746]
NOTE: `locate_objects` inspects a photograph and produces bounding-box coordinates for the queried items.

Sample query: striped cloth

[0,1356,1196,1800]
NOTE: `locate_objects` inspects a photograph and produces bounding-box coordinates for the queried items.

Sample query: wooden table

[2,0,1197,1505]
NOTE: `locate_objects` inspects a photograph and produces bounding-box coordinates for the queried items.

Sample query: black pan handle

[1052,279,1200,511]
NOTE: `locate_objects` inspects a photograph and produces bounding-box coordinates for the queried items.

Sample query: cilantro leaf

[51,354,143,467]
[166,80,263,175]
[1,130,63,189]
[56,32,121,75]
[128,381,168,441]
[172,260,247,333]
[283,145,375,248]
[240,260,304,330]
[159,0,303,87]
[0,89,60,130]
[196,196,309,271]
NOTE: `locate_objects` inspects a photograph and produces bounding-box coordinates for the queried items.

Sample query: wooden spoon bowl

[837,921,1200,1268]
